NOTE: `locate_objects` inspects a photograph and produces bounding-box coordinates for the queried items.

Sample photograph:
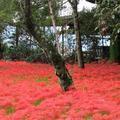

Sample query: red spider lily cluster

[0,61,120,120]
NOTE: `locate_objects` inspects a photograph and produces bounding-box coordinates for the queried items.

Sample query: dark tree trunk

[0,42,3,59]
[24,0,73,91]
[68,0,84,68]
[61,26,64,56]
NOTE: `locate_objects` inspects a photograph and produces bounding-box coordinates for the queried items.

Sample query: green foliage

[95,0,120,34]
[3,44,50,63]
[4,45,31,60]
[110,37,120,62]
[31,0,61,27]
[95,0,120,62]
[80,9,97,36]
[0,0,16,22]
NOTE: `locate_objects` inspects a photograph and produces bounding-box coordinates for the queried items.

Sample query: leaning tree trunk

[24,0,73,91]
[68,0,84,68]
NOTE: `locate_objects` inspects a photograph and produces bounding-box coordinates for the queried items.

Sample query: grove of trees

[0,0,120,90]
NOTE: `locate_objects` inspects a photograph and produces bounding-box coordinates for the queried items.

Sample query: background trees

[0,0,73,91]
[0,0,119,90]
[87,0,120,63]
[68,0,84,68]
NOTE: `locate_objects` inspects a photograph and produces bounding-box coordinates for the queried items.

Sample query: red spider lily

[0,61,120,119]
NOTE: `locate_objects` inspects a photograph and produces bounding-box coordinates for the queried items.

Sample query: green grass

[5,106,15,115]
[33,99,43,106]
[36,77,48,83]
[84,113,93,120]
[99,110,110,116]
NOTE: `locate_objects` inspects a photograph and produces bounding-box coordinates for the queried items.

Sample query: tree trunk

[24,0,73,91]
[48,0,60,53]
[61,26,64,56]
[68,0,84,68]
[0,42,3,59]
[15,27,19,47]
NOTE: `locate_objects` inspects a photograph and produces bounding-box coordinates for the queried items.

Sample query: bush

[3,45,50,63]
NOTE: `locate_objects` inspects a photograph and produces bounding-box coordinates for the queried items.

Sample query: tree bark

[48,0,60,53]
[61,26,64,56]
[15,26,19,47]
[24,0,73,91]
[0,42,3,59]
[68,0,84,68]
